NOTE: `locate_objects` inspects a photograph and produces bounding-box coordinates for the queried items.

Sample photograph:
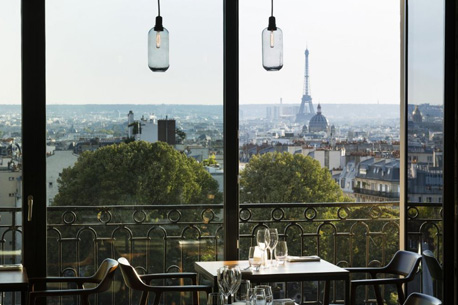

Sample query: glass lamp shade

[148,27,169,72]
[262,27,283,71]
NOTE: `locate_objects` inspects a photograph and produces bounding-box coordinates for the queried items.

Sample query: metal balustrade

[0,202,443,304]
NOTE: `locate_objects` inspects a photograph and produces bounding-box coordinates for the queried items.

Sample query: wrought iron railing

[0,202,443,304]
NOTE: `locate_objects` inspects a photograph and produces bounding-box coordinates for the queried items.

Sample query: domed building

[309,103,329,133]
[412,105,423,123]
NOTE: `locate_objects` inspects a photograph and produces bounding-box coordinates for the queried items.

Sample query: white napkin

[286,255,320,262]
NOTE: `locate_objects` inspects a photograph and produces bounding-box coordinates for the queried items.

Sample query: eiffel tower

[295,48,315,123]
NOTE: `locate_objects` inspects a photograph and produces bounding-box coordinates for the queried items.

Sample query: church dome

[309,104,329,133]
[412,105,423,123]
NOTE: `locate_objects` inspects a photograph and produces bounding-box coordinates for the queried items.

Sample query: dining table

[194,259,349,305]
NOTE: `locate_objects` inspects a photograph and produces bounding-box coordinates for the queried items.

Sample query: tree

[240,152,350,203]
[53,141,222,206]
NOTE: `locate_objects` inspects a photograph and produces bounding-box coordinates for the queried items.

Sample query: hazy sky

[0,0,444,106]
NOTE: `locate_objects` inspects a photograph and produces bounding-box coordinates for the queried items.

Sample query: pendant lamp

[148,0,169,72]
[262,0,283,71]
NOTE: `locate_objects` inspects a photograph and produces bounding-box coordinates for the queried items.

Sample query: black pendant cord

[157,0,161,16]
[271,0,273,17]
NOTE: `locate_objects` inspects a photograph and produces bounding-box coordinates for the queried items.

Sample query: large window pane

[240,1,400,303]
[406,0,444,297]
[0,1,22,304]
[46,1,223,304]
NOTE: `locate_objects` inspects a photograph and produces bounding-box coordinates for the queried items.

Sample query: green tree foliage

[53,141,222,206]
[240,152,350,203]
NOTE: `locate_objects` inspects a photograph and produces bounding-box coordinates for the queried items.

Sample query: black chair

[403,292,442,305]
[29,258,118,305]
[117,257,212,305]
[422,250,442,298]
[346,250,422,305]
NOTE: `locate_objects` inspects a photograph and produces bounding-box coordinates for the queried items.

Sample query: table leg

[323,280,330,305]
[22,289,27,305]
[344,277,350,305]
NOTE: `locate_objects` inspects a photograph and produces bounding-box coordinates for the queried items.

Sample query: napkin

[273,299,296,305]
[0,264,23,271]
[286,255,320,262]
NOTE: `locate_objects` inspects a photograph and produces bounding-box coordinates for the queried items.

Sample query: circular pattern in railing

[304,207,317,221]
[337,207,350,220]
[201,209,215,222]
[167,209,182,223]
[97,210,112,224]
[133,210,147,224]
[407,206,419,219]
[239,208,252,222]
[272,208,284,221]
[369,206,382,219]
[63,210,77,225]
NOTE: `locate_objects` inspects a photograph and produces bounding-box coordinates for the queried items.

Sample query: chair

[346,250,422,305]
[422,250,442,281]
[29,258,118,305]
[403,292,442,305]
[117,257,212,305]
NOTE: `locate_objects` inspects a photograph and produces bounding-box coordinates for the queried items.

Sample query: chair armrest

[141,272,197,284]
[345,267,386,277]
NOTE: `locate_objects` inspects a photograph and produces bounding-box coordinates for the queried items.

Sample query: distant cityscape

[0,48,444,208]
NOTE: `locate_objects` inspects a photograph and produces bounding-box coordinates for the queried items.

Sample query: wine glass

[256,229,270,268]
[217,266,242,304]
[266,228,278,267]
[255,285,273,305]
[217,266,231,304]
[275,241,288,265]
[229,266,242,302]
[248,287,266,305]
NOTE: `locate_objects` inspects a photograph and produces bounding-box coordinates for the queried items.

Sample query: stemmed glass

[256,229,270,268]
[217,266,242,305]
[266,228,278,267]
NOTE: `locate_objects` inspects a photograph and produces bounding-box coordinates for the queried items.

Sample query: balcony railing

[0,202,443,305]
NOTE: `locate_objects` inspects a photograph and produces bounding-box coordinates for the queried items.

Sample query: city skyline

[1,0,443,106]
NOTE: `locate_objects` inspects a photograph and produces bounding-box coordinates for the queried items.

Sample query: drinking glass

[275,241,288,265]
[256,229,270,268]
[217,266,233,304]
[208,292,224,305]
[248,287,266,305]
[267,228,278,266]
[255,285,273,305]
[229,266,242,302]
[248,246,262,270]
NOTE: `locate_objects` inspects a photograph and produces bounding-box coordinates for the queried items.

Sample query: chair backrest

[90,258,119,293]
[422,250,443,281]
[403,292,442,305]
[385,250,422,279]
[117,257,149,291]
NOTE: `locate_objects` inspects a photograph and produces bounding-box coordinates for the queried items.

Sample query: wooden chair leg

[373,284,383,305]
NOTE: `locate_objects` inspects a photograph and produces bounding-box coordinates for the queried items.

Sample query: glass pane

[406,0,444,297]
[0,1,23,304]
[0,0,22,261]
[240,0,400,303]
[46,1,223,304]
